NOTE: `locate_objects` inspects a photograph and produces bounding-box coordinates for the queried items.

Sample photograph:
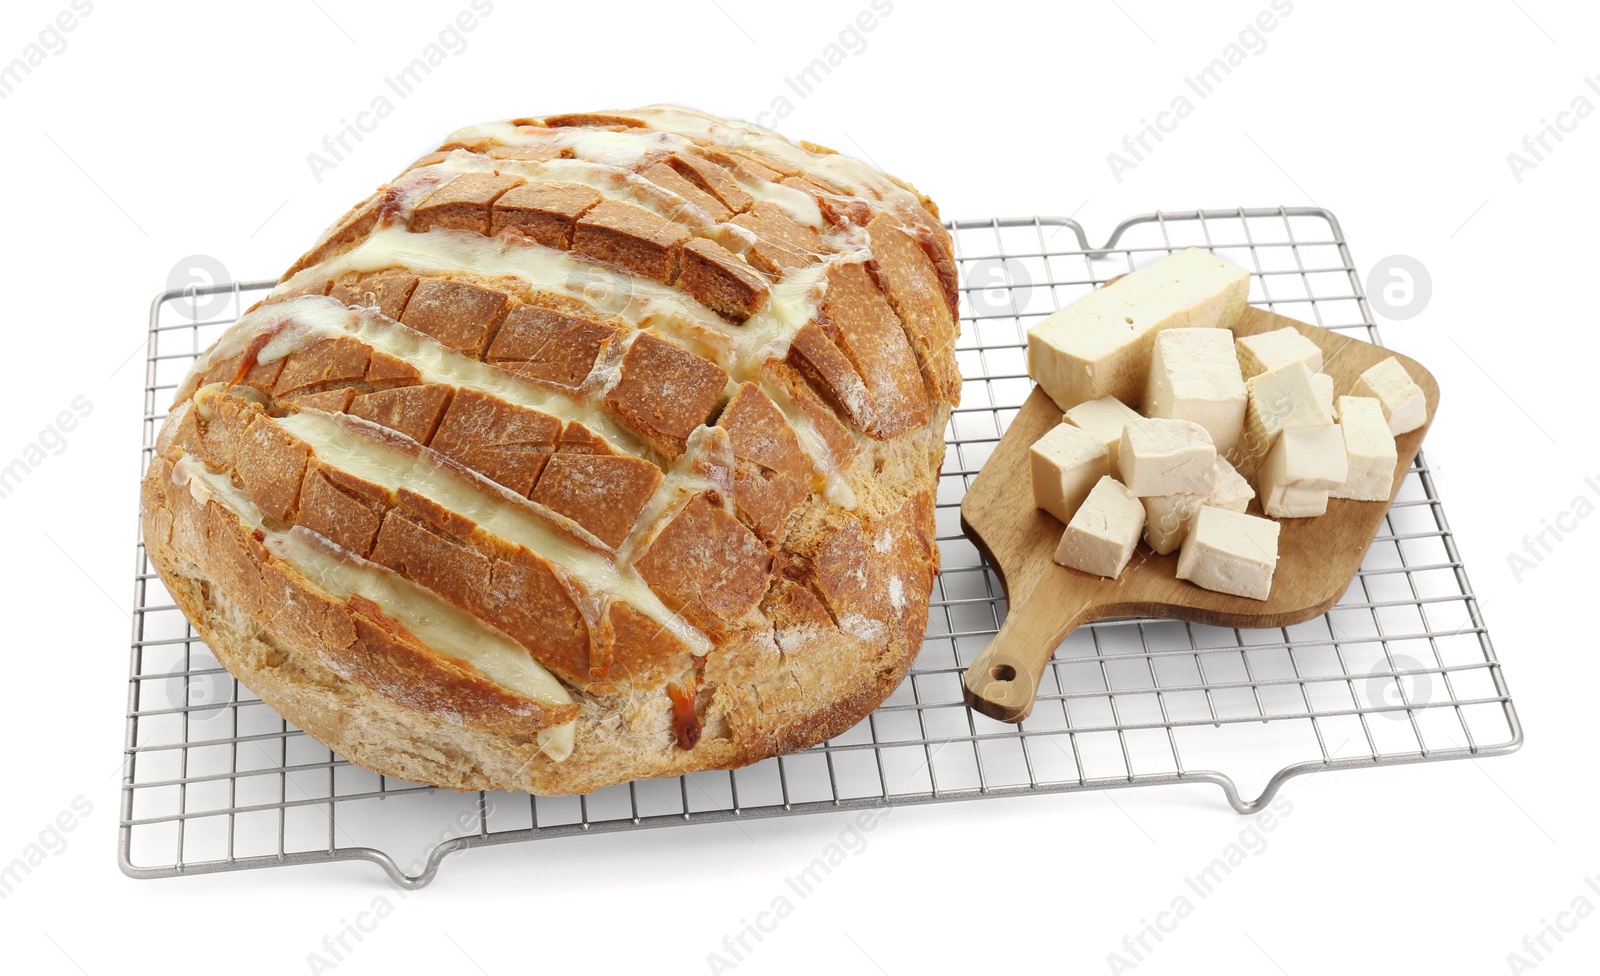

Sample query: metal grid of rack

[121,207,1521,888]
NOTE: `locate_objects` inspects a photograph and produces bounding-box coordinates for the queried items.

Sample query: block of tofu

[1119,418,1218,497]
[1258,424,1347,518]
[1140,457,1256,555]
[1240,361,1336,470]
[1312,372,1337,420]
[1235,325,1323,379]
[1064,395,1143,471]
[1142,492,1204,556]
[1352,356,1427,435]
[1208,456,1255,512]
[1176,506,1282,601]
[1146,327,1247,454]
[1027,248,1250,411]
[1330,395,1399,501]
[1054,476,1145,578]
[1264,484,1331,518]
[1030,423,1111,525]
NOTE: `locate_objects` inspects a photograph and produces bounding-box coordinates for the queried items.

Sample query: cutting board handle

[962,584,1098,723]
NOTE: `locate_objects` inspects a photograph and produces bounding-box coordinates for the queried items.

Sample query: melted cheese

[268,238,849,498]
[441,118,828,229]
[170,454,576,761]
[190,296,642,455]
[761,380,859,509]
[738,178,826,230]
[616,426,733,564]
[738,258,832,373]
[272,408,710,655]
[249,107,873,514]
[278,222,840,382]
[273,226,743,370]
[426,155,719,230]
[460,105,930,220]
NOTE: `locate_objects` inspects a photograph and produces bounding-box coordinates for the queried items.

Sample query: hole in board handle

[991,664,1017,682]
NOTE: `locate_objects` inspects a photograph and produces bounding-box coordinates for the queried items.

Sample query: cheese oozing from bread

[273,407,710,655]
[170,454,578,760]
[191,295,863,512]
[273,222,834,383]
[144,105,961,794]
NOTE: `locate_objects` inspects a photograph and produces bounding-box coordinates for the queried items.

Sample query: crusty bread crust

[144,452,936,793]
[142,105,956,795]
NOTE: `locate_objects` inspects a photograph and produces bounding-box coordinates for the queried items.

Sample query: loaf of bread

[141,106,960,794]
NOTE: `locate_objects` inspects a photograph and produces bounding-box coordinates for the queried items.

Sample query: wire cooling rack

[122,206,1521,887]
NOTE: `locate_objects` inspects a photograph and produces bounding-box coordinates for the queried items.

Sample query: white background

[0,0,1593,973]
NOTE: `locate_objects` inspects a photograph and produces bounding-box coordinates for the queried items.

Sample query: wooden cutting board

[959,306,1439,723]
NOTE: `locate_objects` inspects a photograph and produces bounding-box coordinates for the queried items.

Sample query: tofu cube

[1054,476,1146,578]
[1141,457,1256,555]
[1208,456,1255,513]
[1264,483,1331,518]
[1236,326,1323,379]
[1028,248,1250,411]
[1030,423,1111,525]
[1120,418,1218,497]
[1312,371,1337,420]
[1331,395,1399,501]
[1258,424,1347,518]
[1176,506,1282,601]
[1240,361,1336,472]
[1064,395,1143,471]
[1352,356,1427,435]
[1142,492,1204,556]
[1146,328,1247,454]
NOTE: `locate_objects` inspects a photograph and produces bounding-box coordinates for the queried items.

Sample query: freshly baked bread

[141,105,959,795]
